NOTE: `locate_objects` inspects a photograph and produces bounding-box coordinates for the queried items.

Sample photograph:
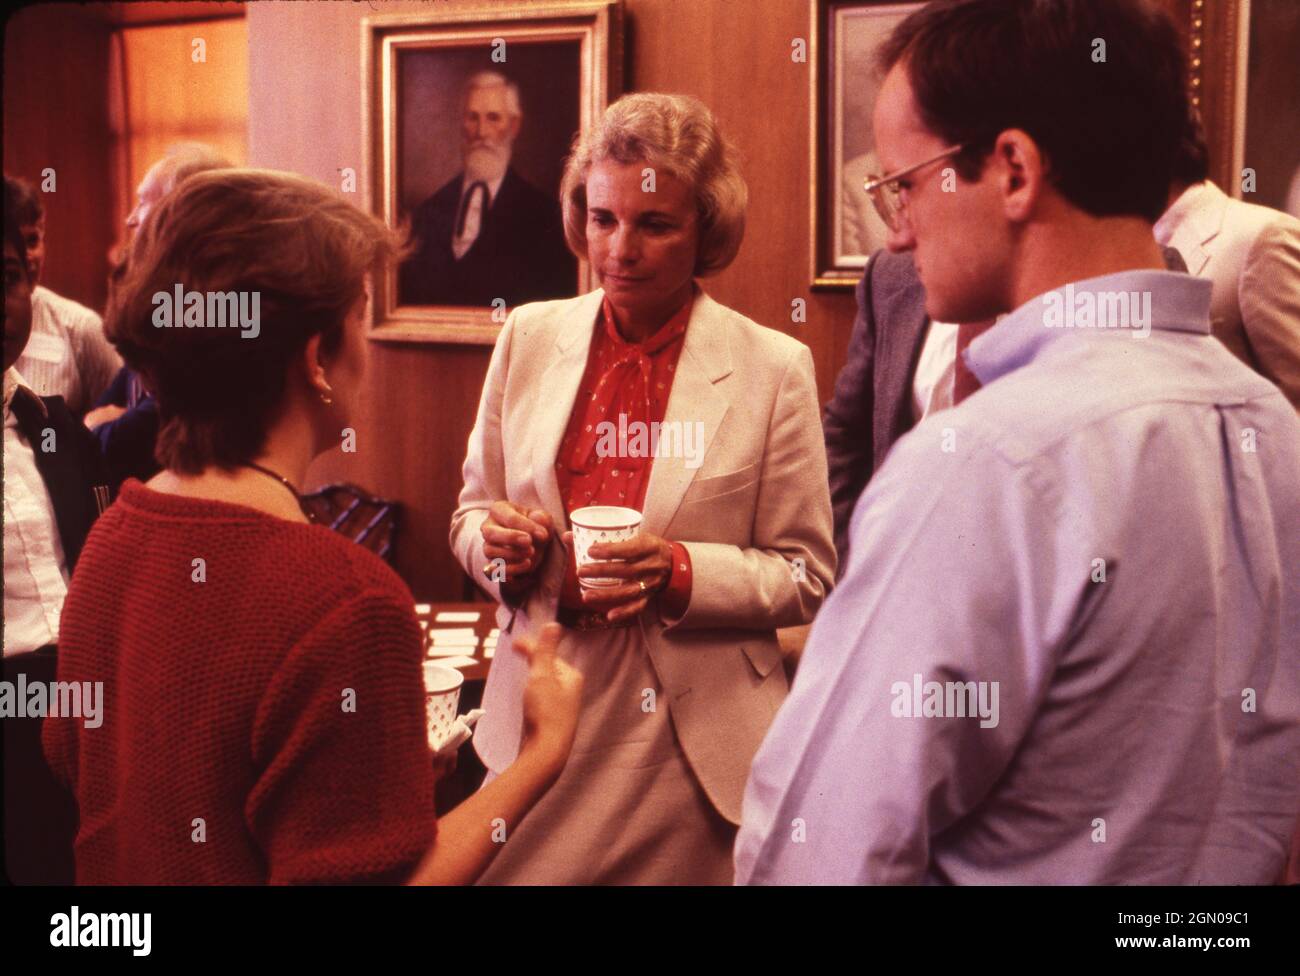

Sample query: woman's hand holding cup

[566,529,674,624]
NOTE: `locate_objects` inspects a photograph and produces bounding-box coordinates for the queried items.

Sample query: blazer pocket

[742,639,784,678]
[681,462,759,506]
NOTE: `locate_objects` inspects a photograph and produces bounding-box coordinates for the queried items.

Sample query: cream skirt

[475,622,736,885]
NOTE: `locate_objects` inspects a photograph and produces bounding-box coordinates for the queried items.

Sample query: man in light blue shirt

[736,0,1300,884]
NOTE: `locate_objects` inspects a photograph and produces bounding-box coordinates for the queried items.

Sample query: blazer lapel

[641,289,732,538]
[530,289,605,527]
[1178,182,1228,277]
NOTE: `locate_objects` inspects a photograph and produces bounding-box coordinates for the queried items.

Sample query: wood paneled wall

[3,4,116,313]
[247,0,858,602]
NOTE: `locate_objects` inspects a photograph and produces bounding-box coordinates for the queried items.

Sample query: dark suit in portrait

[399,167,576,307]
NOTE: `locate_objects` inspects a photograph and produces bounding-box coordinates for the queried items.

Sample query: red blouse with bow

[553,293,695,616]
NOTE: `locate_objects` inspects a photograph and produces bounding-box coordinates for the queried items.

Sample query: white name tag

[20,329,66,364]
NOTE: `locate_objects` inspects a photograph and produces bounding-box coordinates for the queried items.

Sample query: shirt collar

[462,168,508,205]
[966,269,1213,387]
[4,366,48,418]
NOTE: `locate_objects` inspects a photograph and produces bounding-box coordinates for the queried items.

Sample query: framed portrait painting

[811,0,923,289]
[1166,0,1300,215]
[363,1,622,344]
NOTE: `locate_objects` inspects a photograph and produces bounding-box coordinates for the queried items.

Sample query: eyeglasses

[862,145,966,232]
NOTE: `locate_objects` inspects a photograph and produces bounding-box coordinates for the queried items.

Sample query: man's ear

[507,114,522,142]
[995,129,1044,223]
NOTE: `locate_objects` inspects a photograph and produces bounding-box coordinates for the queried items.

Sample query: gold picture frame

[1174,0,1300,213]
[1171,0,1245,195]
[363,1,622,344]
[810,0,924,291]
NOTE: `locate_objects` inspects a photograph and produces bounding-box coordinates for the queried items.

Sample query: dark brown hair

[3,174,43,226]
[878,0,1189,222]
[1171,106,1210,189]
[106,168,408,474]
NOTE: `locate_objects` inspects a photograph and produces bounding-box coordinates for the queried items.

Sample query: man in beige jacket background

[1156,114,1300,409]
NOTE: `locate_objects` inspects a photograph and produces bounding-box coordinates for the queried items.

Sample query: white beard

[464,143,511,183]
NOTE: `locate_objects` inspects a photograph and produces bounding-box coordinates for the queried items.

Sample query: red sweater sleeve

[245,588,436,884]
[42,673,79,795]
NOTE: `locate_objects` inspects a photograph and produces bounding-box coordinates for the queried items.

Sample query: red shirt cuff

[660,542,693,617]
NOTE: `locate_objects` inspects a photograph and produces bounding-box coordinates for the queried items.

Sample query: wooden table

[413,601,497,812]
[413,601,499,684]
[414,601,814,686]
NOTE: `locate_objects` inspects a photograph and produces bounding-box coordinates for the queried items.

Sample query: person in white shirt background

[6,174,121,417]
[4,182,110,884]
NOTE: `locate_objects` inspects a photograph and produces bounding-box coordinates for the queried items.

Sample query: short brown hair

[560,92,747,276]
[107,168,408,474]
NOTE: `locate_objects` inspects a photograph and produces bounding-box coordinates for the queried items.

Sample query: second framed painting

[811,0,922,289]
[364,1,622,344]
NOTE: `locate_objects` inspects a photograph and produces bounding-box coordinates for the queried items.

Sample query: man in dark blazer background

[823,249,926,569]
[399,71,575,308]
[825,245,1189,572]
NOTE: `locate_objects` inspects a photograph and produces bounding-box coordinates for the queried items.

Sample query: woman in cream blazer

[449,93,835,884]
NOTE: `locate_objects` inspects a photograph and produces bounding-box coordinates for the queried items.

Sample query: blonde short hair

[560,93,747,276]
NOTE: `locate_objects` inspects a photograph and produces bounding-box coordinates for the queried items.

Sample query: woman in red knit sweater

[42,169,582,884]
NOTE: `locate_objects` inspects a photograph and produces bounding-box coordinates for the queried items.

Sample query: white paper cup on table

[422,663,464,752]
[570,506,643,590]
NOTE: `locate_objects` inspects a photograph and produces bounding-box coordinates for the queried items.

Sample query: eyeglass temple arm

[863,144,966,192]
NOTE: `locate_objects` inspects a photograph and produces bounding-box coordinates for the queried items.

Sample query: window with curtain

[110,17,248,235]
